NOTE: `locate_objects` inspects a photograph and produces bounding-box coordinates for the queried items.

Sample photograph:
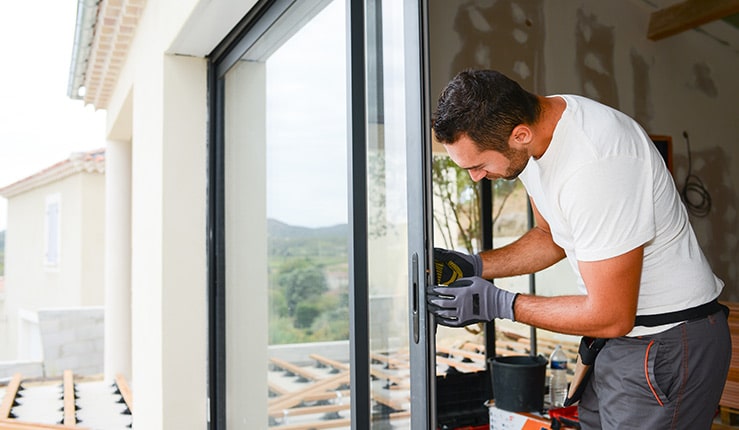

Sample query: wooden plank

[63,370,76,426]
[436,356,485,373]
[115,373,133,413]
[270,417,352,430]
[0,374,22,419]
[369,353,409,369]
[301,390,350,403]
[270,357,322,381]
[370,367,409,388]
[268,373,349,412]
[648,0,739,40]
[0,420,89,430]
[269,411,411,430]
[268,380,291,396]
[436,345,485,363]
[309,354,350,372]
[372,391,409,411]
[268,402,350,419]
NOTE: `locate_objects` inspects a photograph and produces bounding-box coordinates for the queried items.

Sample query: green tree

[276,259,328,317]
[310,305,350,340]
[432,154,519,253]
[294,301,322,329]
[433,155,480,251]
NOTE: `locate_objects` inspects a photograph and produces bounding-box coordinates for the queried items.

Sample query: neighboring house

[0,150,105,367]
[64,0,739,429]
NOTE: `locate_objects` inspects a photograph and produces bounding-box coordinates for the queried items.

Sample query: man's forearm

[479,226,565,279]
[513,293,634,338]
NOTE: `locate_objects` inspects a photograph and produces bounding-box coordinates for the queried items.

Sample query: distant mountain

[268,219,347,238]
[268,219,347,259]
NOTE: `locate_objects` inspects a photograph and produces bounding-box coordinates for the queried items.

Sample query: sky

[0,1,106,230]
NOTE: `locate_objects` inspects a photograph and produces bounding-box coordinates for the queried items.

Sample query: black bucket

[488,355,547,412]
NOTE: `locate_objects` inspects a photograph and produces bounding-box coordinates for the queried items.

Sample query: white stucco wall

[2,172,104,360]
[100,1,210,428]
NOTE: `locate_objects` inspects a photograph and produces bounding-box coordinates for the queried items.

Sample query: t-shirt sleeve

[558,156,656,261]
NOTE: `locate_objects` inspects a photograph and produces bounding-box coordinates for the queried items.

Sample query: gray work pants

[579,310,731,429]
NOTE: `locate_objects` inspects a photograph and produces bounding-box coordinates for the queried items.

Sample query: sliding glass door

[361,0,434,429]
[209,0,433,428]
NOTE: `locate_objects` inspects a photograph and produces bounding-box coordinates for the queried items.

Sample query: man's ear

[510,124,532,149]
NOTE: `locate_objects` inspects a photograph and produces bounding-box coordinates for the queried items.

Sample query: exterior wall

[80,173,106,305]
[102,0,209,428]
[429,0,739,300]
[1,172,105,360]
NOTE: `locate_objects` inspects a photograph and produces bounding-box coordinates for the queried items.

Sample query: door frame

[206,0,434,427]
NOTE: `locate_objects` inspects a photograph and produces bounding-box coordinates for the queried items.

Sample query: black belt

[634,298,727,327]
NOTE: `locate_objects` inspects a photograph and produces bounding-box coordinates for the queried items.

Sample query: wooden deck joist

[0,374,22,419]
[0,419,89,430]
[309,354,350,372]
[435,356,485,373]
[369,353,409,370]
[114,374,133,413]
[62,370,77,427]
[436,345,485,363]
[369,367,409,389]
[270,357,323,382]
[270,417,352,430]
[268,373,350,413]
[268,402,350,419]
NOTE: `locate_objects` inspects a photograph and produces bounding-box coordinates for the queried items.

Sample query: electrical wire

[680,131,712,217]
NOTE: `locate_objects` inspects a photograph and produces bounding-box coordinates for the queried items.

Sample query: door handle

[411,252,419,344]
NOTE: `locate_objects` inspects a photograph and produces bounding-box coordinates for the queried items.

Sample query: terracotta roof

[72,0,147,109]
[0,149,105,198]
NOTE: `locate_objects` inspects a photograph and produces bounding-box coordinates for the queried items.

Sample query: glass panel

[491,185,580,405]
[426,0,580,409]
[432,157,580,404]
[223,1,351,428]
[432,157,491,429]
[365,1,413,427]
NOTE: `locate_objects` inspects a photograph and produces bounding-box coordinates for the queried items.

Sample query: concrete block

[37,307,105,378]
[0,361,44,381]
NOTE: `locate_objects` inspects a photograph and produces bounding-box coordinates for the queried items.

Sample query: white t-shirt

[518,95,723,336]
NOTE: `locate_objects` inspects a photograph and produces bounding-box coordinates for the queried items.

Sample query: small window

[44,193,61,267]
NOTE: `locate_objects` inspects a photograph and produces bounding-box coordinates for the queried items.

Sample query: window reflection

[432,156,580,410]
[224,1,353,428]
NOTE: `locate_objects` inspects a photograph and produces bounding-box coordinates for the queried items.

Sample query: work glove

[434,247,483,285]
[427,276,517,327]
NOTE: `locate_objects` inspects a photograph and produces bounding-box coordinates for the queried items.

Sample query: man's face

[444,134,529,182]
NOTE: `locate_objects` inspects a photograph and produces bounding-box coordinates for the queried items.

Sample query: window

[217,1,351,427]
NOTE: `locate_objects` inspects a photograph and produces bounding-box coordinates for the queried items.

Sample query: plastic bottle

[549,344,568,408]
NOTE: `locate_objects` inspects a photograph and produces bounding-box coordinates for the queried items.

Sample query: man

[427,69,730,429]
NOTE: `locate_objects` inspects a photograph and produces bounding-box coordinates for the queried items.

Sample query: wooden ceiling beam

[648,0,739,40]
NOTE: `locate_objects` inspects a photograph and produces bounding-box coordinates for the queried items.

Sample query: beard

[501,147,531,180]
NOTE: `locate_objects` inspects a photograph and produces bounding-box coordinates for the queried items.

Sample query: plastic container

[549,345,568,408]
[487,355,547,412]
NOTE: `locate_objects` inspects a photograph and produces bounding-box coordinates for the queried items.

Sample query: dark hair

[432,70,542,152]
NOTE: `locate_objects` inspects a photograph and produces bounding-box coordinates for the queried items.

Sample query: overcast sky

[0,1,106,230]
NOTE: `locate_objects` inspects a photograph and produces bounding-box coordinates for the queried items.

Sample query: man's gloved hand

[427,277,517,327]
[434,248,483,285]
